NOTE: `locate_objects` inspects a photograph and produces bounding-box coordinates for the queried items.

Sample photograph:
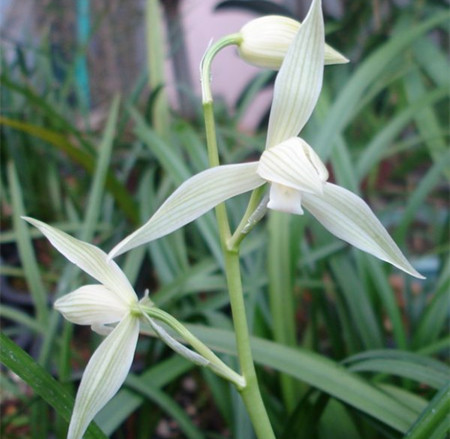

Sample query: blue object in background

[76,0,91,113]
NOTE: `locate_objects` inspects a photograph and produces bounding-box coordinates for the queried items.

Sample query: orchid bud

[237,15,348,70]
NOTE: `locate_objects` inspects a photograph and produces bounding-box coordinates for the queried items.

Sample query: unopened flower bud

[237,15,348,69]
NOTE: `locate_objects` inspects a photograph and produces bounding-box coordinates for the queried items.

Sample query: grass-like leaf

[345,350,450,390]
[186,325,419,432]
[96,356,193,434]
[313,12,450,160]
[0,116,138,224]
[7,161,49,324]
[0,333,108,439]
[404,382,450,439]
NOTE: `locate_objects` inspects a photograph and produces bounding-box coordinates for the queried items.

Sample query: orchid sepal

[109,162,265,258]
[22,216,137,305]
[265,0,325,148]
[66,314,140,439]
[302,183,424,279]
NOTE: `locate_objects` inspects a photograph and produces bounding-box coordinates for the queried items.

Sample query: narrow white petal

[265,0,324,148]
[258,137,328,194]
[22,217,137,304]
[302,183,424,278]
[109,163,264,258]
[67,314,139,439]
[54,285,128,326]
[145,316,209,367]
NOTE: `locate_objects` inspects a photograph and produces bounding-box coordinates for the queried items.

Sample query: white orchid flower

[22,217,211,439]
[238,14,348,69]
[109,0,423,279]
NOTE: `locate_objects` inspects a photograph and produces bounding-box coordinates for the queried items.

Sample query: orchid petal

[67,314,139,439]
[267,184,304,214]
[22,217,137,304]
[302,183,424,279]
[109,162,264,258]
[54,285,128,326]
[258,137,328,194]
[265,0,324,148]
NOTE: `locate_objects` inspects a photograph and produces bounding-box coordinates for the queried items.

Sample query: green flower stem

[201,39,276,439]
[200,33,242,168]
[203,101,222,169]
[141,306,245,388]
[201,34,243,105]
[223,249,276,439]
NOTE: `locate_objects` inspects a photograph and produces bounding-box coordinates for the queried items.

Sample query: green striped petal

[265,0,324,148]
[67,314,139,439]
[54,285,128,326]
[23,217,137,304]
[258,137,328,194]
[109,162,264,258]
[302,183,424,279]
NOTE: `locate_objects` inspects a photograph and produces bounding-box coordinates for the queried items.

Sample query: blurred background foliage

[1,0,449,438]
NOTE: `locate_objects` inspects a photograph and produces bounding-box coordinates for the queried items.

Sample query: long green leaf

[0,332,107,439]
[146,0,170,138]
[413,256,450,349]
[129,105,222,264]
[395,150,450,243]
[356,87,448,180]
[80,95,120,242]
[364,257,407,350]
[345,350,449,390]
[404,382,450,439]
[96,356,193,434]
[0,306,46,334]
[7,161,49,323]
[413,34,450,86]
[403,74,449,179]
[125,374,205,439]
[267,211,298,411]
[380,384,428,414]
[313,12,449,160]
[330,256,384,350]
[186,325,418,432]
[0,74,95,154]
[0,116,138,224]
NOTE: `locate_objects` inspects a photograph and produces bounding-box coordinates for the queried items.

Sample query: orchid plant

[23,0,424,438]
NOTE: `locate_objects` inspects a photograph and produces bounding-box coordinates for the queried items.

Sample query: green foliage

[1,1,448,438]
[0,333,107,439]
